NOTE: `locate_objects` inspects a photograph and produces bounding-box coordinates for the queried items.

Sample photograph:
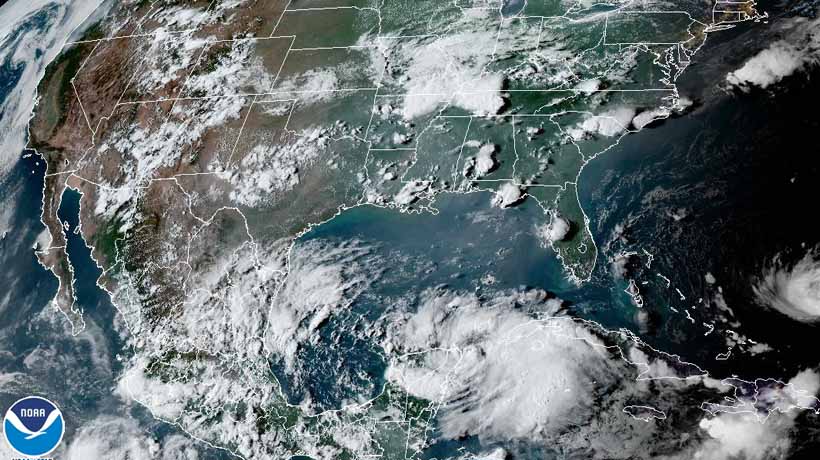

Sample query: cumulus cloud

[473,144,497,178]
[116,349,281,458]
[539,215,571,244]
[227,128,326,206]
[574,79,601,95]
[611,252,636,279]
[754,248,820,322]
[790,369,820,402]
[491,182,524,208]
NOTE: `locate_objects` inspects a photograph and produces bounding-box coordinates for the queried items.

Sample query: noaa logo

[3,397,64,458]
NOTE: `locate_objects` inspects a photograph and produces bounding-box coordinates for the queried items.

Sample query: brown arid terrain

[30,0,300,332]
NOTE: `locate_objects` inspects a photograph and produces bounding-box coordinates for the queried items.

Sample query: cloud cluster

[107,232,820,460]
[726,16,820,91]
[695,412,793,460]
[386,23,508,119]
[694,370,820,460]
[754,248,820,322]
[726,41,809,90]
[382,286,820,459]
[385,288,622,440]
[65,416,200,460]
[567,107,636,140]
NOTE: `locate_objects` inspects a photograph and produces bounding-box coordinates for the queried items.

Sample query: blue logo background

[3,396,64,458]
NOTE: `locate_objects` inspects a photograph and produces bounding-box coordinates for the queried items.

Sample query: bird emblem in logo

[3,396,64,458]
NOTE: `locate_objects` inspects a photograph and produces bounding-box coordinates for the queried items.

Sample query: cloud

[65,416,200,460]
[726,41,808,90]
[110,231,820,460]
[274,68,340,105]
[790,368,820,401]
[394,180,429,205]
[753,248,820,322]
[384,288,632,441]
[471,448,508,460]
[381,287,820,459]
[227,128,326,206]
[387,27,507,119]
[726,16,820,91]
[371,8,553,120]
[567,107,636,140]
[464,143,497,178]
[695,412,792,460]
[491,183,524,208]
[0,0,105,174]
[632,107,671,130]
[265,239,379,375]
[692,369,820,460]
[159,435,201,460]
[610,252,635,278]
[539,215,571,244]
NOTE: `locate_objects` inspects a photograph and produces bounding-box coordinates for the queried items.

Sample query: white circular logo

[3,396,65,458]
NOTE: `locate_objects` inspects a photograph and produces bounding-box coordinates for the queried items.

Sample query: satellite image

[1,0,820,458]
